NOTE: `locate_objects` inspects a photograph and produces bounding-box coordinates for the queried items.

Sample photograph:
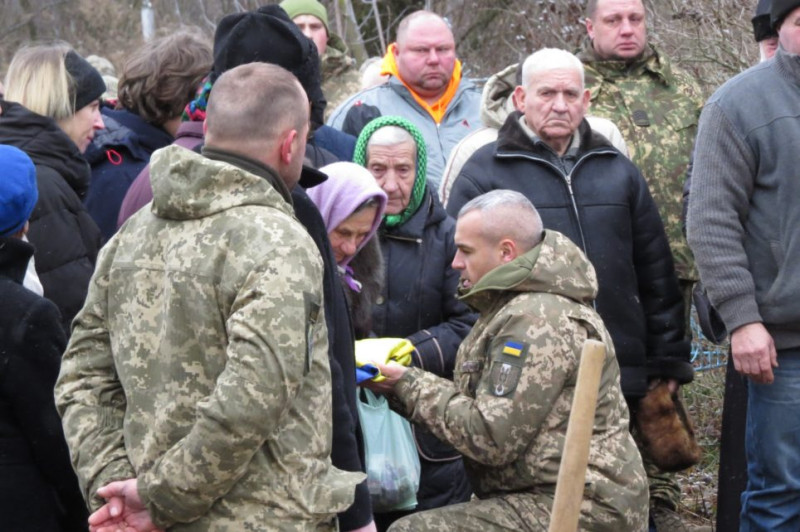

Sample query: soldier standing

[579,1,703,529]
[366,190,648,532]
[55,63,364,532]
[280,0,362,116]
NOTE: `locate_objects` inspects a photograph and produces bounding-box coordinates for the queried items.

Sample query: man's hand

[89,479,163,532]
[731,322,778,384]
[361,361,408,394]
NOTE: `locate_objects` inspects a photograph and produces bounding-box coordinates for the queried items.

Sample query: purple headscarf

[306,162,387,288]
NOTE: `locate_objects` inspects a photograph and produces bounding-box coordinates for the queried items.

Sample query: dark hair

[118,30,212,125]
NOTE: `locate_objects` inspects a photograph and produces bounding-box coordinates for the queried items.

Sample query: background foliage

[1,0,759,97]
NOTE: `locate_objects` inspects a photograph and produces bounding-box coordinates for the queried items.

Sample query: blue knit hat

[0,145,38,236]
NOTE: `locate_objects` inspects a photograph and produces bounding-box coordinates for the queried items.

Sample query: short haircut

[117,30,212,125]
[521,48,585,89]
[395,10,450,45]
[205,63,308,145]
[458,190,544,252]
[586,0,645,20]
[4,42,75,121]
[366,125,415,154]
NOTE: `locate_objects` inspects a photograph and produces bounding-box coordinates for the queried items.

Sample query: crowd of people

[0,0,797,531]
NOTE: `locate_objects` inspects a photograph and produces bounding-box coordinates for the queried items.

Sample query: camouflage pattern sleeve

[55,237,136,510]
[392,312,577,466]
[135,246,326,528]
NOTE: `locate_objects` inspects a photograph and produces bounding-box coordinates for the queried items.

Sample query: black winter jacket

[292,188,373,530]
[0,237,89,531]
[84,106,172,240]
[448,112,692,397]
[372,188,476,511]
[374,189,476,377]
[0,100,102,333]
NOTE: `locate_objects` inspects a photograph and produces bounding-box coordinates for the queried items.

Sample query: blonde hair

[4,42,76,120]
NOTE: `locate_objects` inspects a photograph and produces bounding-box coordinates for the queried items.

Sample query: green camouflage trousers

[387,491,648,532]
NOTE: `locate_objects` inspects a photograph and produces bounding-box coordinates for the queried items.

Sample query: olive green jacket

[579,44,703,281]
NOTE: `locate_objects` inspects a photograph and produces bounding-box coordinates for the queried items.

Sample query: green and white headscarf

[353,116,427,228]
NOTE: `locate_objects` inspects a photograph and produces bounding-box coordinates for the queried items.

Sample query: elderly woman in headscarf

[307,162,387,338]
[354,116,476,530]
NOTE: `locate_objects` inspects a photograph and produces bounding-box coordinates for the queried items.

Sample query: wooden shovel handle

[548,339,606,532]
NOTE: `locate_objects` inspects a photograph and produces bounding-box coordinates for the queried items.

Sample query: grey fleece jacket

[688,46,800,349]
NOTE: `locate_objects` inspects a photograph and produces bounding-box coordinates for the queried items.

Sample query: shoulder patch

[502,341,524,357]
[487,340,529,397]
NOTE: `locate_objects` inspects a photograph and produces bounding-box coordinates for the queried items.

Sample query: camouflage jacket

[55,145,364,531]
[579,44,703,281]
[321,33,361,118]
[391,230,647,531]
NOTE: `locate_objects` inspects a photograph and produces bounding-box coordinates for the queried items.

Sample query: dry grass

[676,322,729,529]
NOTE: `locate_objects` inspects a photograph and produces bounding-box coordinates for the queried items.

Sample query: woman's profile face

[58,100,104,153]
[329,206,378,265]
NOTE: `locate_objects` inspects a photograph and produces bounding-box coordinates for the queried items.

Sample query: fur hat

[771,0,800,29]
[212,5,326,127]
[280,0,329,35]
[635,381,702,472]
[753,0,778,41]
[0,145,38,237]
[64,50,106,112]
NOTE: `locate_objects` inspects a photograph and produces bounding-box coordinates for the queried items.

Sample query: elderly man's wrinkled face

[394,16,456,100]
[514,68,590,155]
[452,210,502,290]
[778,7,800,55]
[367,141,416,215]
[293,15,328,56]
[586,0,647,61]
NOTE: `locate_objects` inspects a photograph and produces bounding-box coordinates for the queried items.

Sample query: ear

[202,119,208,137]
[581,88,591,114]
[585,17,595,40]
[279,129,299,165]
[392,43,400,58]
[498,238,519,264]
[513,85,527,113]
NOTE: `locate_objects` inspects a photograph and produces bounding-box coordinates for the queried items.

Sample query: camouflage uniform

[578,44,702,303]
[578,43,702,519]
[55,145,364,531]
[321,33,361,119]
[387,230,648,532]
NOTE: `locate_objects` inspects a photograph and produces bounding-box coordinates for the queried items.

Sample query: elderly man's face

[778,7,800,55]
[293,15,328,56]
[586,0,647,61]
[394,16,456,100]
[452,210,503,290]
[514,68,590,155]
[367,141,416,215]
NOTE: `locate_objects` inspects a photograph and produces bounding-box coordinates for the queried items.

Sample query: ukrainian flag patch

[502,341,524,357]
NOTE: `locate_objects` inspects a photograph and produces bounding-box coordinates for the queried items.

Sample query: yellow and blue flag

[502,341,523,357]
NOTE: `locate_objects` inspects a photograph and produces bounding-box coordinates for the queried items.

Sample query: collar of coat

[495,110,614,159]
[0,236,34,285]
[578,42,674,87]
[202,146,293,206]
